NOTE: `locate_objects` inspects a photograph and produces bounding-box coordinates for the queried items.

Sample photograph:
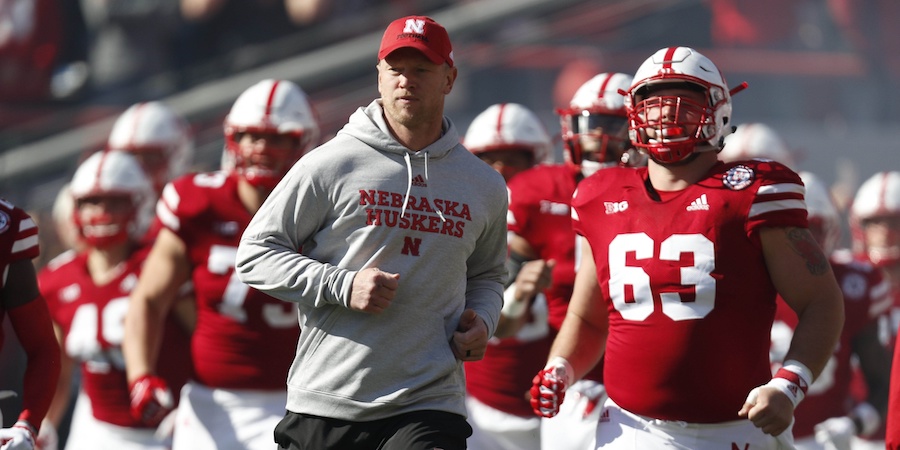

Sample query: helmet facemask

[628,82,721,164]
[225,126,310,190]
[560,111,629,176]
[73,193,139,249]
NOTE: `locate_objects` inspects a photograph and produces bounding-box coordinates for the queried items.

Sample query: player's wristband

[501,285,529,319]
[769,360,812,407]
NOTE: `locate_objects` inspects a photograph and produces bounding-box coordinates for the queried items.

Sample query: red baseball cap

[378,16,454,67]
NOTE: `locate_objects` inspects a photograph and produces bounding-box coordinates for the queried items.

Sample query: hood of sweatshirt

[337,99,461,219]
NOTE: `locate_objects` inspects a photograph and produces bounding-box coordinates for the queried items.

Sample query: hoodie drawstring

[401,152,412,218]
[424,152,447,223]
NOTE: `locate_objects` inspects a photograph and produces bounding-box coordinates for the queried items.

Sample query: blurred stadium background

[1,0,898,220]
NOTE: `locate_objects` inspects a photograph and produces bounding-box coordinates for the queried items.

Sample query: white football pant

[171,381,285,450]
[465,394,540,450]
[595,397,796,450]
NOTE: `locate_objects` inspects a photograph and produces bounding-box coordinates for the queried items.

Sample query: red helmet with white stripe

[625,47,744,164]
[69,150,154,248]
[557,72,633,176]
[223,79,320,189]
[850,171,900,267]
[108,101,193,195]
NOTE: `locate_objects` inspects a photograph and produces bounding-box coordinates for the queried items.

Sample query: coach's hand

[349,268,400,314]
[452,309,488,361]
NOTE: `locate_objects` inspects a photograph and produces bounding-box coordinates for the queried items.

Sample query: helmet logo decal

[723,165,755,191]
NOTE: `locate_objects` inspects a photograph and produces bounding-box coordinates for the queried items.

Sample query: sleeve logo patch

[723,165,755,191]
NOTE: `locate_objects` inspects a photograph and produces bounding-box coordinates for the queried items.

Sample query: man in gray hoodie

[235,15,508,450]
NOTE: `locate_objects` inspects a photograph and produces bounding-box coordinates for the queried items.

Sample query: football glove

[129,374,174,426]
[530,357,573,418]
[0,421,36,450]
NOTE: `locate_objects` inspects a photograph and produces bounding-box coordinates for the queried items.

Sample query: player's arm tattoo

[785,227,829,275]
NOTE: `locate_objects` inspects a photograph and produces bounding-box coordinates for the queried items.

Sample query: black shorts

[274,409,472,450]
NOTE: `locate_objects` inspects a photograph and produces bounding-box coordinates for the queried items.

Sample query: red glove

[129,375,174,426]
[530,357,573,418]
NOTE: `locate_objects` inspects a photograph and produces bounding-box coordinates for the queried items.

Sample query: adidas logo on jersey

[599,409,610,423]
[412,174,427,187]
[686,194,709,211]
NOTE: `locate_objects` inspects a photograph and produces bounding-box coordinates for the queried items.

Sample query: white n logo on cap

[404,19,426,34]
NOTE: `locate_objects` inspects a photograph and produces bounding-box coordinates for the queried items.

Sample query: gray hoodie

[235,99,507,421]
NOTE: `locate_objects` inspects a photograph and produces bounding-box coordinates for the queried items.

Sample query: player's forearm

[784,290,844,379]
[45,354,74,427]
[548,312,607,382]
[122,295,169,383]
[9,299,61,427]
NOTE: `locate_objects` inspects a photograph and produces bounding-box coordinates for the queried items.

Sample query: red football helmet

[107,101,194,195]
[557,72,633,176]
[223,79,320,190]
[625,47,745,164]
[849,171,900,267]
[69,150,155,248]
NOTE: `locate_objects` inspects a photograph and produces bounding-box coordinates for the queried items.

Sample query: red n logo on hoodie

[402,236,421,256]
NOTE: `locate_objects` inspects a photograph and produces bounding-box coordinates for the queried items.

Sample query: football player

[771,171,891,450]
[0,199,60,450]
[122,79,319,450]
[462,102,554,450]
[850,170,900,449]
[503,72,640,450]
[531,46,844,449]
[850,171,900,348]
[38,150,193,449]
[488,73,643,448]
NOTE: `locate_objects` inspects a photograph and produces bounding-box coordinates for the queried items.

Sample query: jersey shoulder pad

[159,171,230,223]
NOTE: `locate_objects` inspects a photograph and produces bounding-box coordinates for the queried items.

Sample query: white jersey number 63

[608,232,716,322]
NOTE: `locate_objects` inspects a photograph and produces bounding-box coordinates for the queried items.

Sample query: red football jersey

[157,171,299,389]
[571,160,807,423]
[772,257,890,438]
[507,165,579,332]
[39,246,193,427]
[0,198,40,349]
